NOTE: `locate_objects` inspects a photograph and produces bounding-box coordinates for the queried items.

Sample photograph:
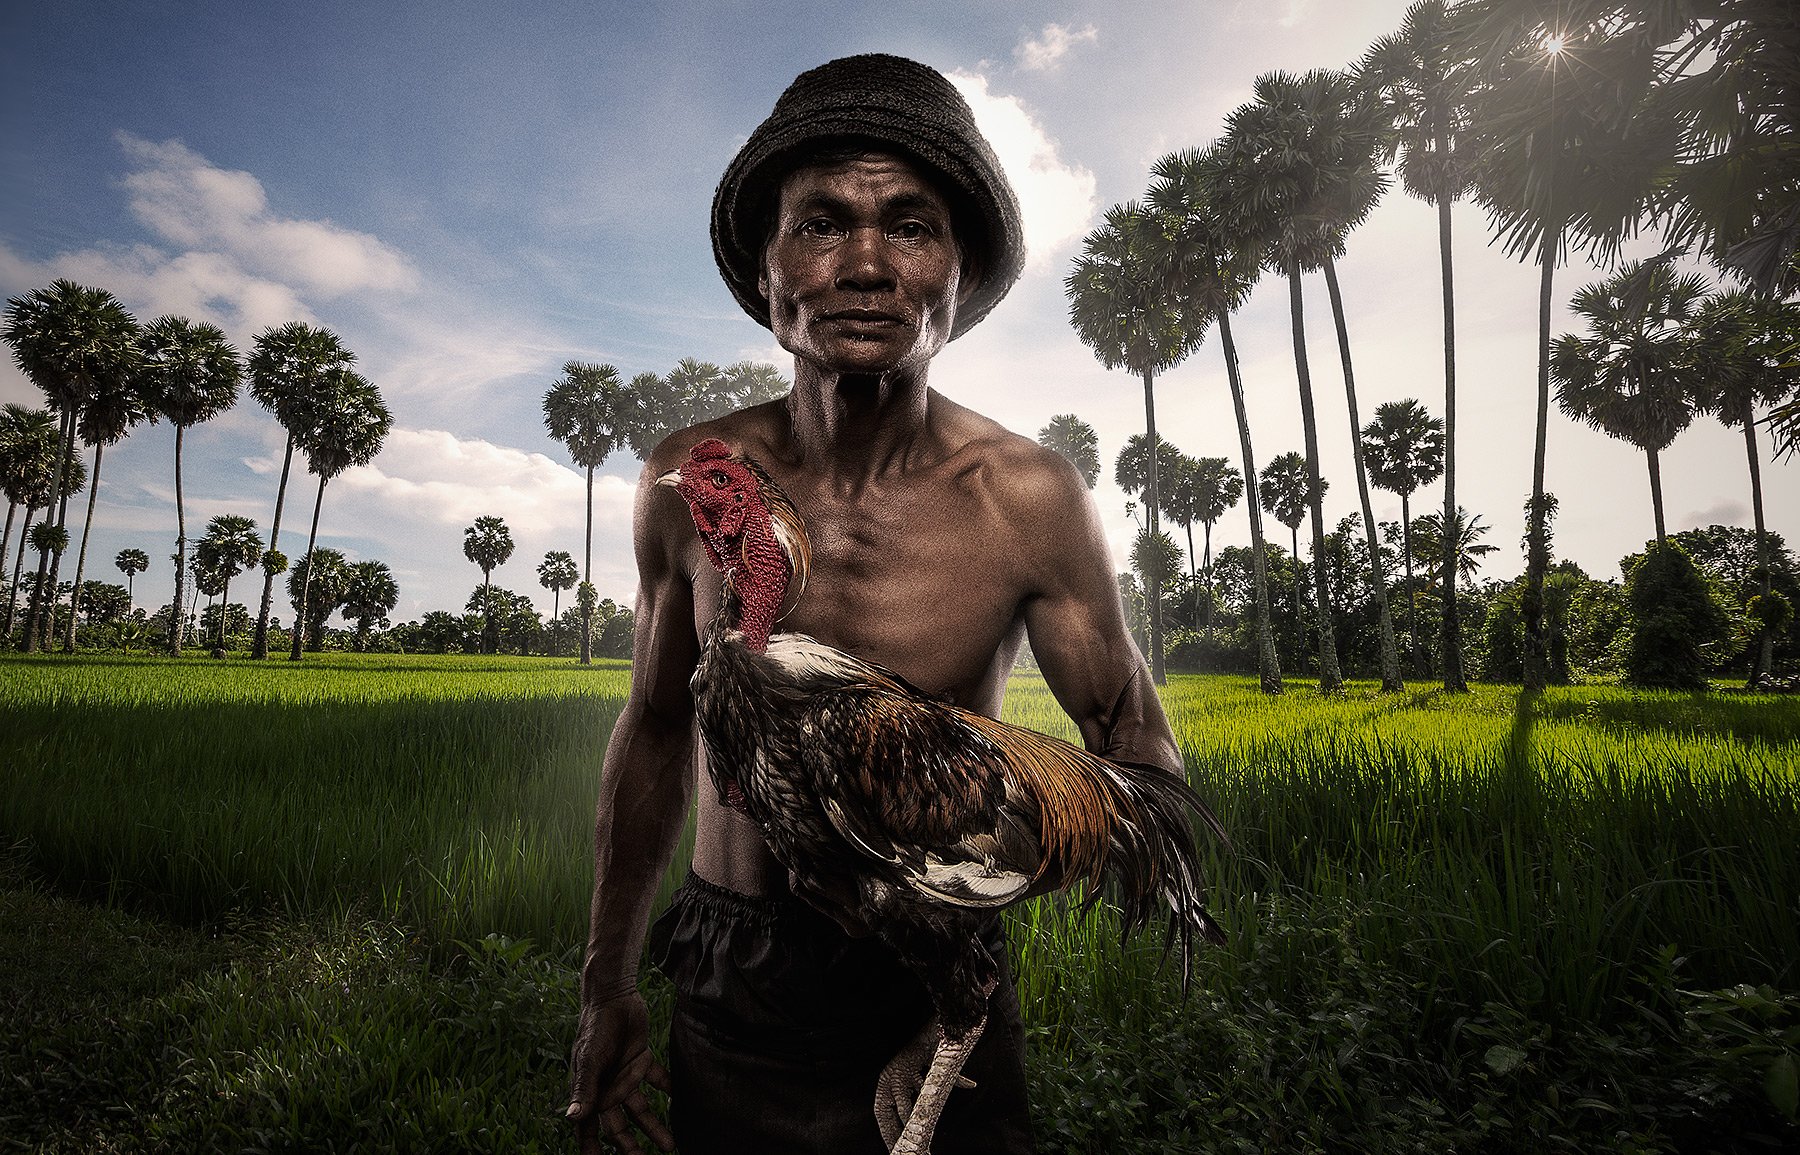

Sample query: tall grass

[5,656,1797,1149]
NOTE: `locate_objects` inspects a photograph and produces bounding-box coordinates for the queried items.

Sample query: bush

[1625,541,1731,689]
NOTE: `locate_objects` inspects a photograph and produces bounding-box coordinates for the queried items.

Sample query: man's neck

[783,361,936,485]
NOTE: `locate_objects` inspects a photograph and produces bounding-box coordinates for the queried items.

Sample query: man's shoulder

[642,401,788,477]
[936,399,1090,506]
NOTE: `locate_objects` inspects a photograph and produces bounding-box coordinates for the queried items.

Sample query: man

[567,54,1182,1154]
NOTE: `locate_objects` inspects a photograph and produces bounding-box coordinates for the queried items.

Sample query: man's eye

[799,218,841,237]
[891,220,929,240]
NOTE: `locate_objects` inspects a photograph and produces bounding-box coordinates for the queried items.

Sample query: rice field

[4,652,1797,1151]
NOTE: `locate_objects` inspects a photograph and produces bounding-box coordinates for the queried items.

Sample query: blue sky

[4,1,1792,625]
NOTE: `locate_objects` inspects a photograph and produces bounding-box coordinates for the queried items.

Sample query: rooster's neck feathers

[677,439,811,653]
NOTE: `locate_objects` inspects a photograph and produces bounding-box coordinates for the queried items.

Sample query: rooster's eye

[710,471,729,488]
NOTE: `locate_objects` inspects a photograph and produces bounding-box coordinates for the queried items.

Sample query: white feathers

[762,633,872,685]
[907,854,1032,908]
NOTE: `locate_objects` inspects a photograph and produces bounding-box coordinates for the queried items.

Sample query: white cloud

[117,133,419,298]
[948,72,1098,271]
[1014,22,1098,72]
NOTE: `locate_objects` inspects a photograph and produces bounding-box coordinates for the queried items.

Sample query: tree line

[1062,0,1799,694]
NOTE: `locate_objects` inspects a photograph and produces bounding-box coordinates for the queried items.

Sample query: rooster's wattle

[659,437,1226,1155]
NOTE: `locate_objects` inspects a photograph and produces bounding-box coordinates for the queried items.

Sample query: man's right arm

[567,456,698,1155]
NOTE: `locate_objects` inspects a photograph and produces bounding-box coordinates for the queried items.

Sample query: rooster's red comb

[690,438,733,462]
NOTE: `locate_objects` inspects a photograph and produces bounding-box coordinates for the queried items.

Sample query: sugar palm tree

[1037,414,1100,489]
[2,433,82,645]
[247,322,354,659]
[1362,0,1479,691]
[195,514,262,649]
[115,547,149,604]
[1067,202,1203,683]
[1180,457,1243,634]
[1550,258,1706,546]
[2,280,140,651]
[1215,71,1386,692]
[1691,290,1800,681]
[135,315,242,656]
[544,361,627,665]
[289,369,391,660]
[1261,451,1326,670]
[1362,399,1445,672]
[464,515,515,655]
[62,361,153,649]
[1654,0,1800,296]
[1147,145,1282,691]
[0,405,57,609]
[288,547,351,652]
[720,361,793,411]
[537,549,578,653]
[1459,0,1682,689]
[342,559,399,652]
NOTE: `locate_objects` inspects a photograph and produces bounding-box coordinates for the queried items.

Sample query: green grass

[3,654,1798,1151]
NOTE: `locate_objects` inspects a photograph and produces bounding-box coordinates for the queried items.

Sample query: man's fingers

[644,1056,674,1095]
[600,1106,645,1155]
[625,1089,676,1152]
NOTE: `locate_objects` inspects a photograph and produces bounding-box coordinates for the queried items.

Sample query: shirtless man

[566,54,1182,1154]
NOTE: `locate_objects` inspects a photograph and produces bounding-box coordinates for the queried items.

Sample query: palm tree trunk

[1141,368,1166,685]
[1522,225,1560,692]
[6,506,36,643]
[0,501,16,636]
[1291,521,1305,669]
[1399,491,1418,673]
[62,442,105,652]
[483,569,495,655]
[253,434,296,660]
[1323,257,1403,691]
[1286,263,1341,692]
[1742,402,1774,682]
[1646,446,1667,545]
[1201,521,1215,633]
[1437,188,1467,692]
[581,464,595,665]
[171,424,189,656]
[290,473,328,660]
[218,573,232,650]
[1218,310,1280,693]
[25,409,75,652]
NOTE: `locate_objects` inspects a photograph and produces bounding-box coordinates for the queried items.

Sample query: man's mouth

[820,308,907,326]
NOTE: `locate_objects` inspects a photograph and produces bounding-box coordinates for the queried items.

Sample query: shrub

[1624,541,1731,689]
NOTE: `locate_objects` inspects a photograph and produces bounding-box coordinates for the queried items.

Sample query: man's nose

[833,227,896,292]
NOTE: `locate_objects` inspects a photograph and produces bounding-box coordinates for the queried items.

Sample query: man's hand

[567,991,675,1154]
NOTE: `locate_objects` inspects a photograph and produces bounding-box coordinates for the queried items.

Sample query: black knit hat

[711,53,1026,341]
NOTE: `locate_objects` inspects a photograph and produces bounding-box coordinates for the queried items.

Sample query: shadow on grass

[1530,688,1800,746]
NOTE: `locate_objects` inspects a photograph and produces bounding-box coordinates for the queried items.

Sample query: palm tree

[194,515,262,649]
[1362,0,1479,692]
[464,515,515,655]
[1414,506,1497,590]
[1691,291,1800,682]
[1654,0,1800,296]
[247,322,354,660]
[0,405,56,610]
[288,547,351,652]
[1114,435,1184,512]
[1172,457,1243,634]
[288,369,391,660]
[1216,71,1390,692]
[543,361,627,665]
[1037,414,1100,488]
[342,560,399,652]
[2,280,140,651]
[3,431,82,644]
[537,549,578,653]
[720,361,793,411]
[1362,399,1446,672]
[1067,202,1203,683]
[1261,451,1326,670]
[1148,145,1282,691]
[115,547,149,603]
[1549,258,1706,545]
[62,359,153,650]
[1459,0,1683,689]
[135,315,242,656]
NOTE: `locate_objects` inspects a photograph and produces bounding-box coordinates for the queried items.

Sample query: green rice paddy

[3,652,1797,1151]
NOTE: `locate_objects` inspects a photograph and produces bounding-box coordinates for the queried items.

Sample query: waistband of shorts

[670,871,808,929]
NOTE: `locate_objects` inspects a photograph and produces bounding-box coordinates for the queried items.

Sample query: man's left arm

[1013,449,1183,779]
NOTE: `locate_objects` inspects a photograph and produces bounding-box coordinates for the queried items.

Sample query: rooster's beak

[655,469,682,489]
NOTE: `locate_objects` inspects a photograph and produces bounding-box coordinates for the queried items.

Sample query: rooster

[659,437,1226,1155]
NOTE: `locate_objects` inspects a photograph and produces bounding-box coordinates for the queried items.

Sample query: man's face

[759,152,974,376]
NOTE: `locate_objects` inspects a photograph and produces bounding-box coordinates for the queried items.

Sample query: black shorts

[648,873,1035,1155]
